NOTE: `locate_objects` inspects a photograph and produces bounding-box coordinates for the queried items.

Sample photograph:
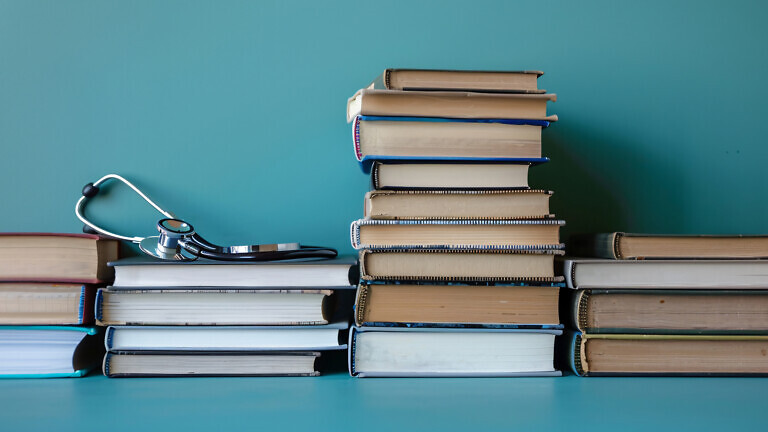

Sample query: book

[364,189,552,220]
[355,283,561,328]
[353,116,547,161]
[346,89,557,122]
[109,256,358,288]
[0,283,95,325]
[562,258,768,289]
[351,219,564,250]
[0,326,103,378]
[371,161,531,190]
[103,351,322,377]
[368,69,545,93]
[95,288,337,326]
[105,322,348,351]
[359,249,563,282]
[566,289,768,334]
[349,327,561,377]
[565,332,768,376]
[0,233,118,283]
[570,232,768,259]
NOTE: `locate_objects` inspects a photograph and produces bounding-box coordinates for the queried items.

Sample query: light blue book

[0,326,102,378]
[349,326,562,378]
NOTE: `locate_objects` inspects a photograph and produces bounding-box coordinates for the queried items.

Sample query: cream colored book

[371,162,531,189]
[351,219,563,250]
[353,116,543,159]
[364,190,552,220]
[359,249,563,282]
[368,69,545,93]
[354,283,560,327]
[347,89,557,122]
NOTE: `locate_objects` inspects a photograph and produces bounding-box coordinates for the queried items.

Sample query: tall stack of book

[345,69,565,377]
[97,257,356,377]
[563,233,768,376]
[0,233,117,377]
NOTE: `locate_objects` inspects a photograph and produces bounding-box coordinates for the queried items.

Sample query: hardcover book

[109,256,358,288]
[368,69,545,93]
[351,219,564,250]
[0,283,96,325]
[565,289,768,334]
[352,116,548,162]
[105,322,348,352]
[370,161,532,190]
[569,232,768,259]
[364,189,552,220]
[0,233,118,283]
[0,326,103,378]
[562,258,768,289]
[349,327,561,377]
[355,283,561,328]
[564,332,768,376]
[103,351,323,377]
[95,288,338,326]
[346,89,557,123]
[359,249,564,282]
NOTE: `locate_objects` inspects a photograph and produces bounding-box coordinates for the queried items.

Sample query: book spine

[94,288,104,324]
[77,285,86,324]
[354,284,369,326]
[575,290,589,332]
[105,326,115,351]
[353,116,363,161]
[371,162,382,189]
[573,333,586,376]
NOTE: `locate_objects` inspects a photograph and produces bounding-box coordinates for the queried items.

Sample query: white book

[564,258,768,289]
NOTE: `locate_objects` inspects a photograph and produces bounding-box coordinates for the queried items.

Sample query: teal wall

[1,0,767,254]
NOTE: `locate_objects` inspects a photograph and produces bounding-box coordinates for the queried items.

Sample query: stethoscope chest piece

[139,236,197,261]
[138,218,198,261]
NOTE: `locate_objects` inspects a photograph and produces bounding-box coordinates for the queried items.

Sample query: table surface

[0,373,765,431]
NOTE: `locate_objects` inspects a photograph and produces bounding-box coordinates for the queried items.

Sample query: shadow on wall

[532,119,685,245]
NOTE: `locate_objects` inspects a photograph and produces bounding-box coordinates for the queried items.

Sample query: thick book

[346,89,557,122]
[565,289,768,334]
[364,189,552,220]
[103,351,322,377]
[565,332,768,376]
[353,116,547,161]
[0,326,103,378]
[359,249,564,282]
[105,322,348,352]
[109,256,358,288]
[0,233,118,283]
[95,288,338,326]
[351,219,564,250]
[570,232,768,259]
[371,161,532,190]
[349,327,561,377]
[0,283,95,325]
[368,69,545,93]
[562,258,768,289]
[355,283,561,328]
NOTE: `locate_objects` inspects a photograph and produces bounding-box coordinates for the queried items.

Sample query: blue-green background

[1,2,768,430]
[2,0,767,254]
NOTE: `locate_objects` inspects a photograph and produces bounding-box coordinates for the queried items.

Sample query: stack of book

[346,69,565,377]
[97,257,357,377]
[0,233,117,377]
[563,233,768,376]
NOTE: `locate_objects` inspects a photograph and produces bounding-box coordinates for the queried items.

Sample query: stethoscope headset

[75,174,337,262]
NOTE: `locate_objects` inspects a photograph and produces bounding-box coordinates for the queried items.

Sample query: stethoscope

[75,174,337,262]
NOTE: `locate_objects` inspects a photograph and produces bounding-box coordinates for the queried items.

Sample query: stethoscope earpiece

[75,174,337,262]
